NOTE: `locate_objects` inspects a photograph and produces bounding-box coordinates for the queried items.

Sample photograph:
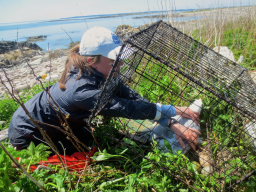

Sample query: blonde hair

[59,45,101,90]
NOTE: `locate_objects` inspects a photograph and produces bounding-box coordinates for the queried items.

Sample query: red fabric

[17,147,97,171]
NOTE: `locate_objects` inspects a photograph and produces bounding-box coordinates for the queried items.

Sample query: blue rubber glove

[161,105,176,119]
[154,118,190,153]
[157,118,168,128]
[154,104,176,123]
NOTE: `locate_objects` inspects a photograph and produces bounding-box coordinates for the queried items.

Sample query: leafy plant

[0,80,56,130]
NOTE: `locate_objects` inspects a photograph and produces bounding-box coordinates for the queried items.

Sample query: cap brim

[106,46,135,60]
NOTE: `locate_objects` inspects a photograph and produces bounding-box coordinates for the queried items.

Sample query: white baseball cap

[79,26,122,60]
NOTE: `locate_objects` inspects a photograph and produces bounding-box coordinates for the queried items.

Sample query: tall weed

[173,6,256,69]
[0,81,56,130]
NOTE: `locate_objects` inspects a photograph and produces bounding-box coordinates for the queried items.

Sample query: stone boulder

[0,40,43,68]
[213,46,235,62]
[251,71,256,84]
[237,55,245,64]
[115,22,155,42]
[0,49,42,68]
[27,35,47,42]
[42,48,67,62]
[138,22,155,31]
[0,41,42,54]
[115,25,140,42]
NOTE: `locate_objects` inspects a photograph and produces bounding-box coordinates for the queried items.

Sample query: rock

[192,161,201,172]
[44,74,59,80]
[115,24,132,31]
[0,48,42,68]
[14,84,30,92]
[29,80,38,87]
[199,153,214,167]
[34,68,42,73]
[31,55,43,61]
[0,53,18,68]
[0,46,68,96]
[0,40,42,54]
[22,47,30,51]
[213,46,235,62]
[27,74,34,78]
[244,120,256,152]
[251,72,256,84]
[29,69,34,74]
[50,48,66,59]
[0,128,8,142]
[1,89,7,95]
[201,166,213,176]
[4,85,12,92]
[30,58,42,65]
[38,50,44,55]
[114,22,156,42]
[115,25,140,42]
[40,69,50,75]
[139,22,154,30]
[42,49,66,62]
[237,55,245,64]
[27,35,47,42]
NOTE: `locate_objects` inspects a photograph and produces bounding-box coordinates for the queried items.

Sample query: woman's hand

[175,107,200,125]
[171,123,201,151]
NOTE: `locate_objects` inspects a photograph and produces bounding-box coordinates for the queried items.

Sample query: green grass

[193,26,256,69]
[223,28,256,69]
[1,67,255,191]
[1,52,254,191]
[1,117,256,191]
[190,6,256,69]
[1,7,256,190]
[0,81,56,130]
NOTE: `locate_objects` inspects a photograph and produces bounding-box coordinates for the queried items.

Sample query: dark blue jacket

[8,66,157,146]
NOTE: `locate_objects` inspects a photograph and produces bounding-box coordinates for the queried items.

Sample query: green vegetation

[190,6,256,69]
[68,41,80,49]
[1,115,256,191]
[1,6,256,192]
[0,57,251,191]
[0,81,56,130]
[223,28,256,68]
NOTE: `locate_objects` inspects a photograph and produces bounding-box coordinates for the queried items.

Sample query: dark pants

[12,125,94,156]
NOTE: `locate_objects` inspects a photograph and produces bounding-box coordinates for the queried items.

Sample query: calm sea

[0,10,201,51]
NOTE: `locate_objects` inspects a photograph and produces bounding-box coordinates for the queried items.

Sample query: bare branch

[61,27,74,44]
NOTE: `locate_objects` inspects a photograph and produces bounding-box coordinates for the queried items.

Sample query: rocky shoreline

[0,41,42,54]
[0,39,68,96]
[0,20,255,97]
[0,41,43,68]
[114,23,155,42]
[26,35,47,42]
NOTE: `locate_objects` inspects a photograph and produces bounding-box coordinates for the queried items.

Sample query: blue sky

[0,0,251,23]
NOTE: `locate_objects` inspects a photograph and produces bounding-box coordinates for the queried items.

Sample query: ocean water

[0,10,202,51]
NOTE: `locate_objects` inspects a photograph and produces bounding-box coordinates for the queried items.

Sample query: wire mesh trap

[88,20,256,190]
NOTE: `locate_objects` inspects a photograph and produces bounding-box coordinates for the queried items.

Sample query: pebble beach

[1,6,256,97]
[0,48,68,96]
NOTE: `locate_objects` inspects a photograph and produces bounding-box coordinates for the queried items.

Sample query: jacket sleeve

[116,84,150,103]
[72,84,156,120]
